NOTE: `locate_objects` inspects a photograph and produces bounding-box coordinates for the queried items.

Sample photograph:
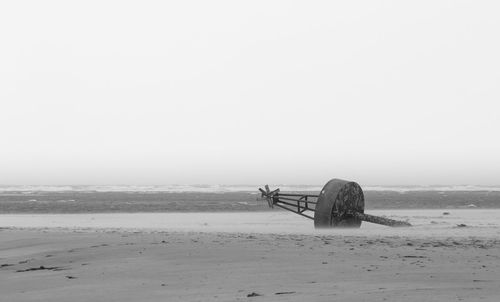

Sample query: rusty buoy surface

[314,179,365,228]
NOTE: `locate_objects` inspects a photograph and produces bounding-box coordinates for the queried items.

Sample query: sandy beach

[4,0,500,300]
[1,210,499,301]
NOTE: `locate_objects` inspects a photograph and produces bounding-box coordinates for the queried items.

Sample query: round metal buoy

[314,179,365,228]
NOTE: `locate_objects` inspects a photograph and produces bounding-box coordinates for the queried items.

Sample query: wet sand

[1,210,499,301]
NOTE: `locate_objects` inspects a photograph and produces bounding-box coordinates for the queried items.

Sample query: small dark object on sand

[247,292,261,297]
[443,212,450,215]
[65,275,77,279]
[275,291,296,295]
[16,266,64,272]
[456,224,468,227]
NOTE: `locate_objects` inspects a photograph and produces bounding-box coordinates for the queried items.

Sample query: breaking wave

[1,184,500,193]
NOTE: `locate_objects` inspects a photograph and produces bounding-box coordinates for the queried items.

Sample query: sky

[1,1,499,186]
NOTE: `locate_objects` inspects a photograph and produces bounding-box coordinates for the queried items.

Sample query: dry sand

[1,210,499,301]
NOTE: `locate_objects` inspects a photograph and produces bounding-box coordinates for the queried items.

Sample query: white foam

[1,184,500,193]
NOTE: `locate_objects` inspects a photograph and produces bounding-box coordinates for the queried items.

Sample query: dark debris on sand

[247,292,262,297]
[16,265,65,272]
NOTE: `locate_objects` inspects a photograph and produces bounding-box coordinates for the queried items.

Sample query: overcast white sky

[1,1,499,185]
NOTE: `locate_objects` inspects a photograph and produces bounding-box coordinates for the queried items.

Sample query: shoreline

[1,209,499,238]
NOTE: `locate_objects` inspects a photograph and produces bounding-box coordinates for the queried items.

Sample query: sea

[0,185,499,213]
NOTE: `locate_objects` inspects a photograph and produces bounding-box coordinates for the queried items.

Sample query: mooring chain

[258,185,280,208]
